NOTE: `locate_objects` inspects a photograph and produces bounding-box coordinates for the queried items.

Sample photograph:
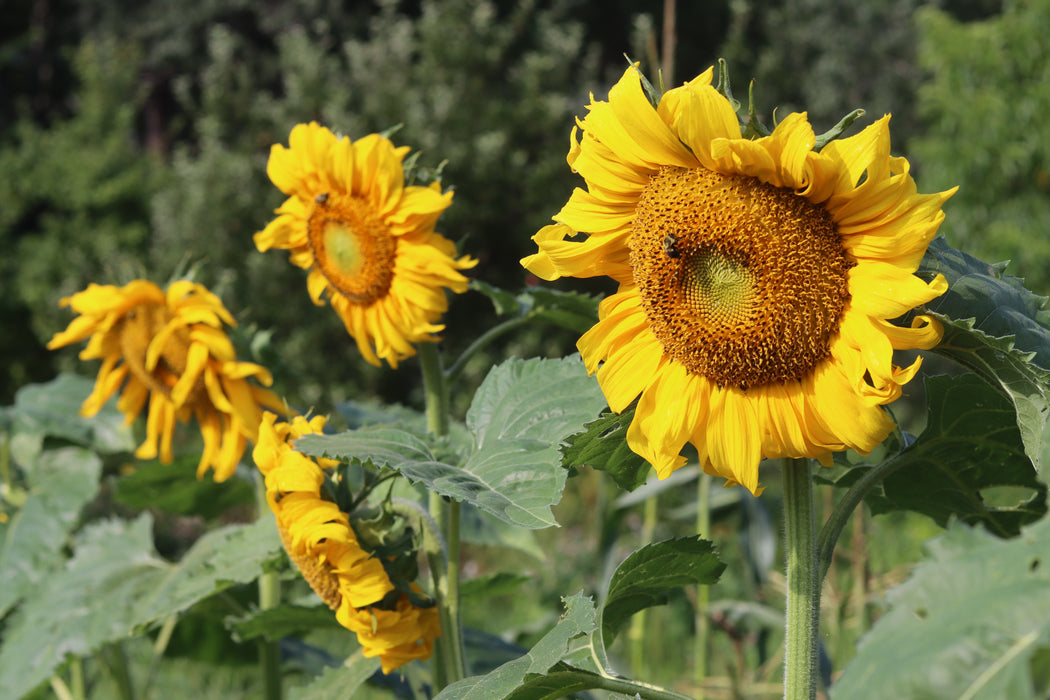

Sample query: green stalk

[142,615,178,699]
[254,476,282,700]
[782,458,819,700]
[694,472,711,698]
[97,644,135,700]
[419,342,467,686]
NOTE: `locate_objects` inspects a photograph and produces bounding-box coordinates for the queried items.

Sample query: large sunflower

[256,122,477,368]
[47,280,284,482]
[253,412,440,673]
[523,66,954,495]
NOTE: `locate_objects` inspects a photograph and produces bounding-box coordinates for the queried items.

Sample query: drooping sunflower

[523,66,955,495]
[253,412,440,673]
[256,122,477,368]
[48,279,284,482]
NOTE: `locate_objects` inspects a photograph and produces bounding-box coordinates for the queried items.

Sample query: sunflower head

[253,412,440,672]
[256,122,477,368]
[47,279,284,481]
[523,65,955,495]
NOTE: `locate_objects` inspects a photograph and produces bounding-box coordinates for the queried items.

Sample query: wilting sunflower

[255,122,477,368]
[253,412,440,673]
[48,280,284,482]
[523,66,954,495]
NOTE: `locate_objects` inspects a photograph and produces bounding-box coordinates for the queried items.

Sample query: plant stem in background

[630,493,659,676]
[782,458,820,700]
[254,476,282,700]
[694,471,711,698]
[419,342,467,686]
[98,644,135,700]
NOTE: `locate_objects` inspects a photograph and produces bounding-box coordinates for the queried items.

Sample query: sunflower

[253,412,440,673]
[255,122,477,368]
[47,279,284,481]
[522,66,954,495]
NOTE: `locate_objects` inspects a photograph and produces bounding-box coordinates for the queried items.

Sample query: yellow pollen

[119,303,205,405]
[307,194,397,306]
[629,166,853,388]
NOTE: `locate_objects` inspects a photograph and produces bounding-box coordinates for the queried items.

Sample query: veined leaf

[562,405,650,491]
[920,236,1050,473]
[434,592,598,700]
[472,280,599,334]
[0,447,102,618]
[299,358,607,529]
[602,536,726,642]
[831,517,1050,700]
[0,515,282,699]
[834,374,1046,537]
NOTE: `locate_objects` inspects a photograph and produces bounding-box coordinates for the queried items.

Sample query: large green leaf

[434,592,598,700]
[0,446,101,617]
[831,517,1050,700]
[834,374,1046,537]
[4,373,135,455]
[297,357,608,529]
[226,604,342,643]
[920,237,1050,474]
[0,515,282,699]
[561,405,650,492]
[287,653,379,700]
[602,536,726,642]
[114,456,255,518]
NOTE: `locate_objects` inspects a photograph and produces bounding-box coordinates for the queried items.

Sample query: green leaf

[561,405,650,491]
[114,456,255,518]
[0,515,282,699]
[831,517,1050,700]
[434,591,598,700]
[298,357,608,529]
[460,572,531,600]
[602,536,726,642]
[840,374,1046,537]
[5,373,135,455]
[466,357,607,447]
[920,236,1050,473]
[0,446,102,617]
[287,653,380,700]
[472,279,522,316]
[227,604,342,643]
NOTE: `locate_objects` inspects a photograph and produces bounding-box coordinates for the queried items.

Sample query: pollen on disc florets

[278,523,342,611]
[629,166,854,389]
[307,193,398,306]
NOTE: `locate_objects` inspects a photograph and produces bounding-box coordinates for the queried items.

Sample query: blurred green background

[3,0,1047,409]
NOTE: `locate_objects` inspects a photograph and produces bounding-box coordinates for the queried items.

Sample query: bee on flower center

[662,232,681,259]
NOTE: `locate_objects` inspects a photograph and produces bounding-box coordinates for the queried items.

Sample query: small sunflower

[256,122,477,368]
[253,412,440,673]
[48,279,283,482]
[523,66,955,495]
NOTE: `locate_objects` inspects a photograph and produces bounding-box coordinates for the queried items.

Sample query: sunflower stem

[98,644,135,700]
[694,471,712,698]
[254,474,283,700]
[629,493,659,676]
[782,457,819,700]
[419,343,467,687]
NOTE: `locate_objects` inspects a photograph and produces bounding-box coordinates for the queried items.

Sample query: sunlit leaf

[920,236,1050,474]
[5,373,135,455]
[0,446,101,617]
[602,536,726,642]
[0,515,281,699]
[831,517,1050,700]
[434,592,598,700]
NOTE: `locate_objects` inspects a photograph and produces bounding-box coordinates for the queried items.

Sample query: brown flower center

[630,166,853,389]
[118,303,206,406]
[307,193,397,306]
[278,524,342,610]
